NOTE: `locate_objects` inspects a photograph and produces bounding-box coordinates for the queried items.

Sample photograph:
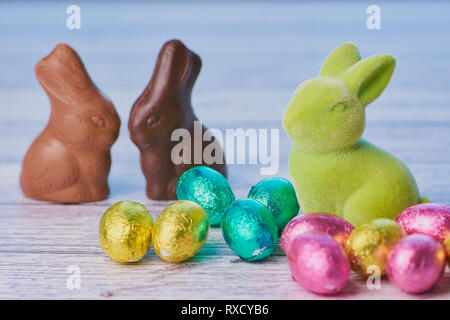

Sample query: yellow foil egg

[445,236,450,267]
[152,200,209,263]
[99,201,153,263]
[345,218,403,277]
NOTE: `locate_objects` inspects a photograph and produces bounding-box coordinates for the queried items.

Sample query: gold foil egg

[345,218,403,277]
[445,236,450,267]
[99,201,153,263]
[152,200,209,263]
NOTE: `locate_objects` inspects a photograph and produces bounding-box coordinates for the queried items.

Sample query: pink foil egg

[281,213,354,254]
[387,234,446,293]
[395,203,450,243]
[287,231,350,295]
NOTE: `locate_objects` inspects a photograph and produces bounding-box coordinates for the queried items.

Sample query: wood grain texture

[0,1,449,299]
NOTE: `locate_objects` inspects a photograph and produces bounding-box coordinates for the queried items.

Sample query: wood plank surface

[0,1,449,299]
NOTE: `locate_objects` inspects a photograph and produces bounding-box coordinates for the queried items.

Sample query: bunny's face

[129,95,189,149]
[52,95,120,151]
[283,42,396,153]
[283,78,365,152]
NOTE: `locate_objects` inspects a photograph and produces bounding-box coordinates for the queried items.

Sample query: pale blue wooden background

[0,1,448,299]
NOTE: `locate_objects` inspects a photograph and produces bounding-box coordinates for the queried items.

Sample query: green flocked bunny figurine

[283,42,427,226]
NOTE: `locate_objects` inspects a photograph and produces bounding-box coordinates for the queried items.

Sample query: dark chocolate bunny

[20,44,121,203]
[129,40,227,200]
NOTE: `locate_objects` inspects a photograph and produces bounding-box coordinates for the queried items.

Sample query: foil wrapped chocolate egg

[152,200,209,263]
[387,234,446,293]
[222,199,278,261]
[176,166,235,226]
[395,203,450,243]
[345,218,403,277]
[247,177,300,233]
[281,212,354,254]
[288,231,350,295]
[444,236,450,267]
[99,201,154,263]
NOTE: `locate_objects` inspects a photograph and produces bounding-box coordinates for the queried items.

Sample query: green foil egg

[176,166,235,226]
[248,177,300,233]
[222,199,278,261]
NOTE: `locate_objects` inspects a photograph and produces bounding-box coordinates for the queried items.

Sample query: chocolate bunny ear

[35,43,95,105]
[150,39,201,96]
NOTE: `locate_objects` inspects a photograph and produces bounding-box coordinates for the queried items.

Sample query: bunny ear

[319,42,361,78]
[340,54,396,106]
[184,50,202,90]
[35,62,73,105]
[35,44,94,105]
[151,40,192,93]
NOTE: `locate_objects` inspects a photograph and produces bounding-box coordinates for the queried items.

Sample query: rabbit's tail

[419,196,430,203]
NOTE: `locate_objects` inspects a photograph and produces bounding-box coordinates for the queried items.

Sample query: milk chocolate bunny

[283,42,427,226]
[20,44,121,203]
[129,40,227,200]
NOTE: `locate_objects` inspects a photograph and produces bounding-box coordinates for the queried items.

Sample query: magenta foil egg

[281,213,354,254]
[395,203,450,243]
[387,234,446,294]
[287,231,350,295]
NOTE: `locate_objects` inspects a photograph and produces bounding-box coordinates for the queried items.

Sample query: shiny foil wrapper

[152,200,209,263]
[387,234,446,293]
[176,166,235,226]
[288,231,350,295]
[99,201,154,263]
[281,212,354,254]
[395,203,450,243]
[444,237,450,267]
[222,199,278,261]
[247,177,300,233]
[345,218,403,277]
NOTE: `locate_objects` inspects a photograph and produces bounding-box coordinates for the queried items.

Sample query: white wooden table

[0,1,449,299]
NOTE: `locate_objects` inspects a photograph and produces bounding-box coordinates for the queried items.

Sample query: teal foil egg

[176,166,235,226]
[248,177,300,233]
[222,199,278,261]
